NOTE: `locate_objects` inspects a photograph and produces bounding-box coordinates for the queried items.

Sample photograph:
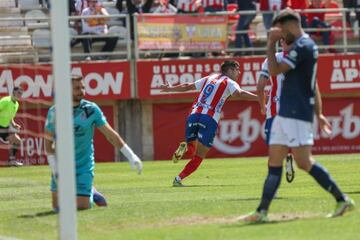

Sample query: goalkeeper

[44,75,142,211]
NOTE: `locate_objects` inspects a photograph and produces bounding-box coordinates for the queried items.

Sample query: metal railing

[0,7,359,63]
[0,13,131,63]
[134,8,360,59]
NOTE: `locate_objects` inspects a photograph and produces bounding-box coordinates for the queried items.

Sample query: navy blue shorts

[264,117,274,145]
[185,114,218,147]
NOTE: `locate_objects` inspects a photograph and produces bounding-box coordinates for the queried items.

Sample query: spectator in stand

[323,0,340,8]
[234,0,256,56]
[151,0,177,13]
[116,0,154,39]
[307,0,336,52]
[75,0,90,15]
[81,0,118,60]
[342,0,354,24]
[322,0,340,19]
[203,0,227,13]
[173,0,201,13]
[356,0,360,37]
[288,0,309,28]
[69,0,76,14]
[259,0,287,31]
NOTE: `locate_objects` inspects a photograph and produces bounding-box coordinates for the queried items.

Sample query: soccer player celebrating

[160,60,258,187]
[242,9,355,223]
[44,75,143,210]
[257,39,295,183]
[0,86,24,167]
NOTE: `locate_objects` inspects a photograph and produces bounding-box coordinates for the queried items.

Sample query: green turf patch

[0,153,359,240]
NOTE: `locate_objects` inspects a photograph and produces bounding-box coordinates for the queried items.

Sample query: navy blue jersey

[279,35,318,122]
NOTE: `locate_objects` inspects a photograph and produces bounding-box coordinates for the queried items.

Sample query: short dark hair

[13,86,24,93]
[272,9,300,26]
[71,75,83,82]
[221,60,239,74]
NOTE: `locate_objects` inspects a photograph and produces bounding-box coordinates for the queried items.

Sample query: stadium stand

[0,0,358,62]
[0,1,36,63]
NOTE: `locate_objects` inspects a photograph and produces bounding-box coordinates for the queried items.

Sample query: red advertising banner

[317,54,360,94]
[153,98,360,160]
[0,61,132,100]
[0,105,115,165]
[137,15,228,50]
[137,54,360,99]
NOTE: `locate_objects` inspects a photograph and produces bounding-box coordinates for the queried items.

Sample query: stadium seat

[0,8,23,27]
[25,9,49,29]
[18,0,40,9]
[108,25,127,44]
[0,0,16,8]
[106,7,123,27]
[32,29,51,48]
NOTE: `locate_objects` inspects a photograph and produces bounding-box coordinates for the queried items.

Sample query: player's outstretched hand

[318,114,332,136]
[129,156,143,175]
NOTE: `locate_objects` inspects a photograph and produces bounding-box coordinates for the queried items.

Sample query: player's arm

[232,89,258,101]
[159,83,196,92]
[11,119,21,130]
[97,123,125,148]
[97,123,143,174]
[257,75,268,115]
[314,83,332,135]
[267,28,292,75]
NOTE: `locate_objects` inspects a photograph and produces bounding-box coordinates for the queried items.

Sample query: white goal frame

[50,1,77,239]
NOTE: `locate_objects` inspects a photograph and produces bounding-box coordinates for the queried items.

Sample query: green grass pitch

[0,153,359,240]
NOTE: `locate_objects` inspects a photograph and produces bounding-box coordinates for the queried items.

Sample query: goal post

[49,1,77,239]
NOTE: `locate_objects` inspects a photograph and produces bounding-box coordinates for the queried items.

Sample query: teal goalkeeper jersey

[45,99,107,174]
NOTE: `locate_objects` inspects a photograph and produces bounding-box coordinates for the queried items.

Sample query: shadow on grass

[18,210,57,218]
[175,184,242,188]
[223,219,296,228]
[345,191,360,195]
[222,213,323,228]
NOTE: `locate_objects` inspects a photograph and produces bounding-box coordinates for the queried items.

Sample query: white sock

[120,144,138,163]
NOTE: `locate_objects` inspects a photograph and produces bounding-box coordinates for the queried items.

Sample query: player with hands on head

[242,9,354,223]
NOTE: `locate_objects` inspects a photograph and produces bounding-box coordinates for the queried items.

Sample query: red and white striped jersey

[176,0,198,12]
[260,52,287,119]
[190,73,241,122]
[202,0,224,8]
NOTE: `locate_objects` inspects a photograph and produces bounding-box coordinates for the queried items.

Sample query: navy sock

[309,163,345,202]
[9,146,18,159]
[257,166,283,212]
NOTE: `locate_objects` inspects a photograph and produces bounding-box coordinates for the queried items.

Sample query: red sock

[183,142,195,159]
[179,155,203,180]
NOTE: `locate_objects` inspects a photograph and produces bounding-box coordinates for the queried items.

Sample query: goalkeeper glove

[47,154,57,177]
[120,144,143,174]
